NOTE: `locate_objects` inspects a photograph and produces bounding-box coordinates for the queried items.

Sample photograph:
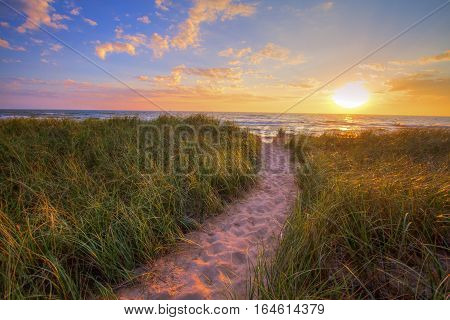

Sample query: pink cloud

[17,0,68,33]
[0,38,26,51]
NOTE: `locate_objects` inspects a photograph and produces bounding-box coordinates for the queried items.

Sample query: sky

[0,0,449,116]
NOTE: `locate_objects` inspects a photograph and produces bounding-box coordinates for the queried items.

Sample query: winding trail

[118,142,297,299]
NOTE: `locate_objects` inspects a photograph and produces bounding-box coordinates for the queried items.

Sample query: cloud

[0,21,10,28]
[218,48,234,57]
[149,33,170,58]
[95,42,136,60]
[153,65,185,86]
[0,38,10,49]
[182,66,242,81]
[50,43,62,51]
[31,37,44,44]
[70,7,81,16]
[293,1,334,16]
[319,2,334,11]
[390,50,450,66]
[0,76,276,111]
[218,47,251,58]
[62,79,104,89]
[16,0,68,33]
[83,18,98,26]
[218,46,252,65]
[0,38,26,51]
[250,43,305,65]
[137,75,150,81]
[113,27,168,59]
[386,72,450,97]
[52,13,71,21]
[137,16,151,24]
[170,0,256,50]
[98,1,255,59]
[287,78,320,89]
[150,64,243,87]
[2,58,22,63]
[155,0,170,11]
[115,27,148,46]
[359,63,386,72]
[235,47,252,58]
[40,49,50,56]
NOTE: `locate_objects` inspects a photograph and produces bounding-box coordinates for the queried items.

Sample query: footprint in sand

[117,142,297,300]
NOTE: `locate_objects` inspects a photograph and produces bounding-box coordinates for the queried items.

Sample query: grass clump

[0,115,260,299]
[250,129,449,299]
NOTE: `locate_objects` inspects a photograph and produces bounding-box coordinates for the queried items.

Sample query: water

[1,109,449,136]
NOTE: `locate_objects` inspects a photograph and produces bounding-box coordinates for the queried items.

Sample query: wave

[1,110,449,136]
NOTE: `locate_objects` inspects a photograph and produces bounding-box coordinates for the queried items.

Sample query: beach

[0,114,448,300]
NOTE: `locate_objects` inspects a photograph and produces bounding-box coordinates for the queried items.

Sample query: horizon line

[0,107,449,118]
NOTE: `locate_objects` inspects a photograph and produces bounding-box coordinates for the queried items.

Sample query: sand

[118,141,297,299]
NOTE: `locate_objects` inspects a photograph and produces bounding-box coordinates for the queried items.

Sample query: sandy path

[118,142,297,299]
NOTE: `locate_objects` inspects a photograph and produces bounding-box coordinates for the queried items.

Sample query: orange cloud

[147,65,243,88]
[386,72,450,97]
[218,48,234,57]
[115,27,147,46]
[228,59,240,66]
[182,66,242,81]
[114,27,168,59]
[153,65,185,86]
[390,50,450,66]
[149,33,170,58]
[287,78,320,89]
[0,74,278,112]
[96,1,255,59]
[137,75,150,81]
[359,63,386,71]
[250,43,305,65]
[17,0,68,33]
[170,0,256,50]
[218,47,251,58]
[95,42,136,60]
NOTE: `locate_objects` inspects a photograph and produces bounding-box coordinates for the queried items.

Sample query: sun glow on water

[332,82,370,109]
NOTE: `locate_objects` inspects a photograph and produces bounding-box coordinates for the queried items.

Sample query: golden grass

[250,129,449,299]
[0,115,260,299]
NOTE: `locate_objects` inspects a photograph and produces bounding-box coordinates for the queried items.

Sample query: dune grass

[0,115,260,299]
[250,129,449,299]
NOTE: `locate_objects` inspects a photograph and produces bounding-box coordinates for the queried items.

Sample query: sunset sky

[0,0,449,116]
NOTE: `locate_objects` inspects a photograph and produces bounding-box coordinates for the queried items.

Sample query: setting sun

[332,82,370,109]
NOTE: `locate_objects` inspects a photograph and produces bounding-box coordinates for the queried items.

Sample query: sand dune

[118,142,297,299]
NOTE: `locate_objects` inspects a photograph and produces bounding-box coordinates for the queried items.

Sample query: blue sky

[0,0,449,115]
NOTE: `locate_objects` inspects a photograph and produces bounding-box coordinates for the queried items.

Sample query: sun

[332,82,370,109]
